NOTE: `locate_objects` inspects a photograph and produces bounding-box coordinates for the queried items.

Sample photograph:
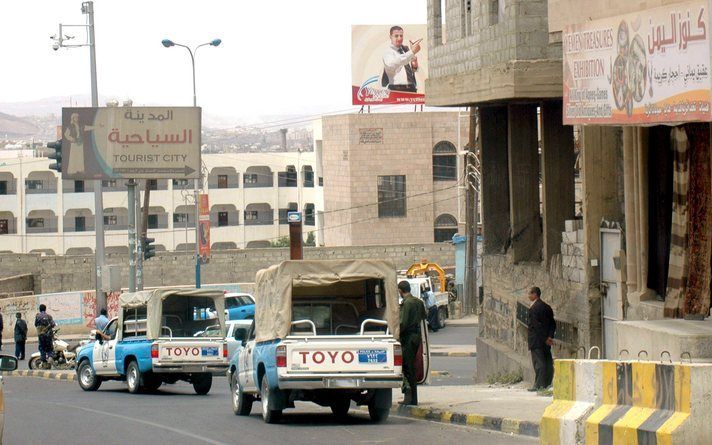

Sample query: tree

[270,236,290,248]
[305,232,316,247]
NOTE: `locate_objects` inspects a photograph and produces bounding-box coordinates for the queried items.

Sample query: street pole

[85,1,106,313]
[135,186,143,290]
[191,58,201,289]
[127,179,136,292]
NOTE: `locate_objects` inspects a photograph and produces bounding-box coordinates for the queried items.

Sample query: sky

[0,0,428,121]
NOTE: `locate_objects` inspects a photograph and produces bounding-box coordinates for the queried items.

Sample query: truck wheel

[437,307,447,329]
[368,389,392,423]
[192,373,213,395]
[126,361,143,394]
[29,357,41,370]
[260,376,282,424]
[330,396,351,418]
[77,360,102,392]
[231,372,254,416]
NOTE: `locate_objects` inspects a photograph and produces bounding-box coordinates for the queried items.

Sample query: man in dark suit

[527,286,556,391]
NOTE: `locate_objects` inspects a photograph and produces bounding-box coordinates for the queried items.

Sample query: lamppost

[161,38,221,288]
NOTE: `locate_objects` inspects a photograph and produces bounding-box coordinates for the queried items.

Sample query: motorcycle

[28,328,85,370]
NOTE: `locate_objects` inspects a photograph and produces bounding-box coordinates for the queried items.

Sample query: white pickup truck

[227,260,430,423]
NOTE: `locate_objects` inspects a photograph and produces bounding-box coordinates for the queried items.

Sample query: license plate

[201,347,219,357]
[358,349,387,364]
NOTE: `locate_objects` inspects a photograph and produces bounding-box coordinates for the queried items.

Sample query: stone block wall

[0,274,34,297]
[0,243,456,294]
[560,219,586,284]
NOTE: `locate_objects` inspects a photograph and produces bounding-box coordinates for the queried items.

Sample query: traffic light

[142,236,156,260]
[47,139,62,173]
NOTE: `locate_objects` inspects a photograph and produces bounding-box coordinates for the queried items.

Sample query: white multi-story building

[0,152,322,254]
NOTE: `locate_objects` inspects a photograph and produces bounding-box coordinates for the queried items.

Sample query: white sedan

[194,319,253,360]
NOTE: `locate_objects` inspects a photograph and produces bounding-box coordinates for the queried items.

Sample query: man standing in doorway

[527,286,556,391]
[382,26,421,92]
[398,280,426,405]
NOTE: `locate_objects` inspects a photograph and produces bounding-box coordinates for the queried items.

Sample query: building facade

[317,112,468,247]
[0,152,322,255]
[426,0,587,383]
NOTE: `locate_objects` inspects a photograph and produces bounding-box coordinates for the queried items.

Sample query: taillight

[151,344,158,359]
[223,343,228,358]
[276,345,287,368]
[394,344,402,367]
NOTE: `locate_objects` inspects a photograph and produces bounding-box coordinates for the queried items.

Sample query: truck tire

[192,373,213,395]
[260,376,282,424]
[231,372,254,416]
[126,361,143,394]
[77,360,102,391]
[437,307,447,329]
[330,396,351,418]
[368,389,392,423]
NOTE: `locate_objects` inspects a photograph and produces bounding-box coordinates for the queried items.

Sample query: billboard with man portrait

[352,24,428,105]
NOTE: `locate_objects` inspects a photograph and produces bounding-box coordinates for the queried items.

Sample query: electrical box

[100,265,122,292]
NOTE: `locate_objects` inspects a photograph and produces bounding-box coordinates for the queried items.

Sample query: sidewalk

[444,314,478,327]
[388,383,550,437]
[430,344,476,357]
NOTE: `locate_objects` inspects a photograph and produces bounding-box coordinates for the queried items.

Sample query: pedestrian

[0,311,4,350]
[527,286,556,391]
[95,308,109,332]
[34,304,55,364]
[398,280,426,405]
[14,313,27,360]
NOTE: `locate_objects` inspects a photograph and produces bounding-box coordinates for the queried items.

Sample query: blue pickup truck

[227,260,429,424]
[76,288,229,395]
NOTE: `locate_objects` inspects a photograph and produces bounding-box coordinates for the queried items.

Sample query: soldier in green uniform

[398,280,426,405]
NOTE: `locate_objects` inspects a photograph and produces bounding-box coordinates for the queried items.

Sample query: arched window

[433,141,457,181]
[434,214,458,242]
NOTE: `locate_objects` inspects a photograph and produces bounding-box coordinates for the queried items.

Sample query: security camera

[52,42,60,51]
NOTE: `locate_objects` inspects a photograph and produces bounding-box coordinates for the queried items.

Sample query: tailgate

[286,341,396,373]
[156,340,225,362]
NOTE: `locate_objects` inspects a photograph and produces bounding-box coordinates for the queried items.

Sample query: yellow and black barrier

[541,359,710,444]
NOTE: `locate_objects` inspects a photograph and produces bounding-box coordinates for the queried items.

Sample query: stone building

[317,111,468,247]
[427,0,712,384]
[426,0,589,383]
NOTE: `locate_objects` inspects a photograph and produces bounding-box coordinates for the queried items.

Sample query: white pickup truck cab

[227,260,429,423]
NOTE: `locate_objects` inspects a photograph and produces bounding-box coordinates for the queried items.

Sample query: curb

[444,323,478,328]
[1,370,76,382]
[431,351,476,357]
[390,404,539,438]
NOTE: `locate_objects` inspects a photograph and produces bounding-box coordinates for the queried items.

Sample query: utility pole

[464,107,479,315]
[85,1,106,313]
[135,186,144,290]
[127,179,137,292]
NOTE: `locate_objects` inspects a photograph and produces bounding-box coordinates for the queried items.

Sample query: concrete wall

[477,253,589,383]
[426,0,562,106]
[0,274,35,297]
[0,243,455,294]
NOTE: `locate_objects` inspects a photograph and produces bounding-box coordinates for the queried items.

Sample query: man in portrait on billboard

[382,25,421,93]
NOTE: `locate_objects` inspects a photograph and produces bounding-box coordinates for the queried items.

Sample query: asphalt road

[427,326,478,386]
[3,377,535,445]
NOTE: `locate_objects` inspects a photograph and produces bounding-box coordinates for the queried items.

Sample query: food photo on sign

[351,24,428,105]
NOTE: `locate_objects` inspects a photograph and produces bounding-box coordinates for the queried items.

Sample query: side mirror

[0,355,18,372]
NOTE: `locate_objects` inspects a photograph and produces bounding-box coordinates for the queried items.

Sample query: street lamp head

[161,39,175,48]
[210,39,222,47]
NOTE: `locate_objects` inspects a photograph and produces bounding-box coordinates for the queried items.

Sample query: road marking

[45,401,230,445]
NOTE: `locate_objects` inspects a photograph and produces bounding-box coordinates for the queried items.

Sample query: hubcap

[261,379,269,417]
[128,367,137,389]
[81,365,93,386]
